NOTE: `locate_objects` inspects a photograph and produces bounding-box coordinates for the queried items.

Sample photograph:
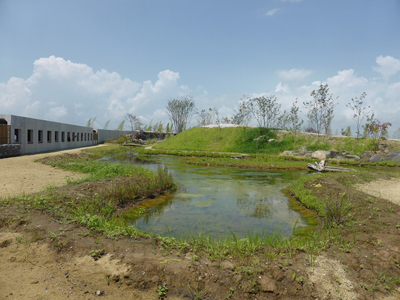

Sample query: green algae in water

[118,155,310,238]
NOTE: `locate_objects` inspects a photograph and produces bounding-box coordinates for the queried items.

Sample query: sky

[1,0,400,135]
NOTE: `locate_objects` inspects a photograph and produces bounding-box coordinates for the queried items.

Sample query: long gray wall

[0,114,95,155]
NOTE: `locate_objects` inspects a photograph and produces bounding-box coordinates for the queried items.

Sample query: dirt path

[355,178,400,206]
[0,146,106,198]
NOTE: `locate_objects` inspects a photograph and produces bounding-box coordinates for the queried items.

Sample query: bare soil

[1,148,400,299]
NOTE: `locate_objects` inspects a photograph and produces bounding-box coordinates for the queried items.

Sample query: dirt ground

[1,147,400,299]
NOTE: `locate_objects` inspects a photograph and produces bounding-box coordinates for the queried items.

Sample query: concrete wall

[96,129,133,143]
[0,114,95,155]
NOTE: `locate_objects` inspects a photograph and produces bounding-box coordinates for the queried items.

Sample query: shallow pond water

[109,154,308,238]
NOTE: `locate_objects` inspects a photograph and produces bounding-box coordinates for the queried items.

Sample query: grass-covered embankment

[147,126,400,155]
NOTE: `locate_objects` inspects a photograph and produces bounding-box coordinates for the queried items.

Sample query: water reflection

[114,154,307,238]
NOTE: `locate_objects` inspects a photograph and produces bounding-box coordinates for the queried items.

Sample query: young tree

[103,120,110,130]
[125,113,143,132]
[341,126,352,137]
[250,95,281,128]
[364,113,392,150]
[288,100,303,145]
[196,108,215,126]
[231,97,251,125]
[117,120,125,131]
[346,92,370,138]
[393,127,400,139]
[166,95,195,133]
[303,84,335,141]
[86,116,97,128]
[277,110,290,130]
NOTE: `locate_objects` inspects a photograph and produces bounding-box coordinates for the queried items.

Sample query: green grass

[153,127,293,154]
[150,126,400,157]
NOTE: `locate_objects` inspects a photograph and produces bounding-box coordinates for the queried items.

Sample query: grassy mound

[152,127,400,156]
[153,127,294,154]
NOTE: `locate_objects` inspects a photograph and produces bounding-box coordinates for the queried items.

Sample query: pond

[107,154,309,238]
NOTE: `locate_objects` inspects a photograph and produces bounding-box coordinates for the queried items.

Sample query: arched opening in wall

[0,118,8,125]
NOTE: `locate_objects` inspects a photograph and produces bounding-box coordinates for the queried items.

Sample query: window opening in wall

[27,129,33,144]
[67,132,71,142]
[81,133,83,141]
[77,133,79,141]
[72,132,75,141]
[84,133,87,141]
[61,132,65,142]
[14,129,21,143]
[55,131,59,142]
[38,130,43,143]
[47,131,52,143]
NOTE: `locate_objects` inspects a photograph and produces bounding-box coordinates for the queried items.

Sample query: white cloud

[276,68,312,81]
[46,105,68,119]
[373,55,400,78]
[326,69,368,88]
[266,8,280,17]
[0,56,191,129]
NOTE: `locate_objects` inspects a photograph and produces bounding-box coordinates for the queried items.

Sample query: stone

[311,150,326,160]
[384,152,400,161]
[336,156,344,160]
[345,154,360,161]
[258,276,276,292]
[363,151,373,160]
[305,153,312,158]
[283,151,293,156]
[370,153,382,162]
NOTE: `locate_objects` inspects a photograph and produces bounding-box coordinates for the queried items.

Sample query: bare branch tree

[288,100,303,145]
[196,108,215,126]
[232,96,251,125]
[125,113,143,132]
[304,84,336,141]
[166,95,195,133]
[250,95,281,128]
[346,92,370,138]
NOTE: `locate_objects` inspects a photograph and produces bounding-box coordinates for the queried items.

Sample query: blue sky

[1,0,400,134]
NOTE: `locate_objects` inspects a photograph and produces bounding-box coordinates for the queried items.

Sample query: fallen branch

[307,160,351,172]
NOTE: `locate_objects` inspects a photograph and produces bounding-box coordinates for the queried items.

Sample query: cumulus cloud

[373,55,400,78]
[276,68,312,81]
[0,56,190,129]
[266,8,280,17]
[326,69,368,88]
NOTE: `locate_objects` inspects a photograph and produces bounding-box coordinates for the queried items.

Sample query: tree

[303,84,335,141]
[166,95,195,133]
[103,120,110,130]
[126,113,143,132]
[277,110,290,130]
[86,116,97,128]
[364,114,392,150]
[231,97,251,125]
[346,92,370,138]
[393,127,400,139]
[341,126,351,137]
[196,108,215,126]
[287,100,303,146]
[117,120,125,131]
[250,95,281,128]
